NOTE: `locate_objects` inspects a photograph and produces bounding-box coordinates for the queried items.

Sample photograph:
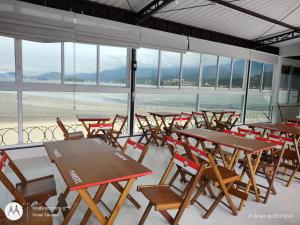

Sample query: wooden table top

[148,112,180,117]
[176,128,276,153]
[76,114,111,121]
[44,139,152,191]
[248,123,300,136]
[285,118,300,123]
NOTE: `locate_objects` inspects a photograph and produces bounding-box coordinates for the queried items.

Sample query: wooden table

[76,114,111,135]
[200,110,235,130]
[175,128,276,210]
[44,138,152,225]
[285,118,300,124]
[248,122,300,185]
[148,112,180,145]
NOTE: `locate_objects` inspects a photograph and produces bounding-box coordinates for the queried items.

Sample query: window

[64,42,97,85]
[160,51,181,87]
[22,40,61,83]
[278,65,291,105]
[22,92,128,143]
[289,67,300,104]
[262,64,273,90]
[0,91,18,145]
[249,61,263,89]
[246,93,271,123]
[231,59,245,88]
[201,54,218,87]
[182,52,200,87]
[218,56,231,88]
[0,36,15,82]
[136,48,159,87]
[99,46,127,86]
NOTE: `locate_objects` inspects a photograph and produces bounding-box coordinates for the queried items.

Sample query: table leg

[216,144,229,168]
[107,178,136,225]
[238,152,262,210]
[77,189,107,225]
[62,194,81,225]
[80,120,90,135]
[80,184,108,225]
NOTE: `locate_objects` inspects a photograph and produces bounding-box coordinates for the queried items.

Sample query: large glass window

[99,46,127,86]
[22,92,128,143]
[0,36,15,82]
[0,91,18,145]
[278,65,291,105]
[231,59,245,88]
[160,51,181,87]
[64,42,97,85]
[182,52,200,87]
[249,61,263,89]
[218,56,231,88]
[201,54,218,87]
[246,93,271,123]
[22,41,61,83]
[262,64,273,90]
[289,67,300,104]
[136,48,159,87]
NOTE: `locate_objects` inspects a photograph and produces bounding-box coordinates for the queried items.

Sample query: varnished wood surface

[76,114,111,122]
[176,128,276,153]
[200,110,235,114]
[148,112,180,117]
[44,139,152,191]
[248,123,300,135]
[285,118,300,123]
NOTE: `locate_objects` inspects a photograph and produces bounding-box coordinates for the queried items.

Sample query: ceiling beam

[136,0,174,24]
[257,30,300,45]
[209,0,300,31]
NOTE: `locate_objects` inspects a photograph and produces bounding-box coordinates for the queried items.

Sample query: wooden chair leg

[287,166,298,187]
[191,179,210,204]
[138,203,153,225]
[112,182,141,209]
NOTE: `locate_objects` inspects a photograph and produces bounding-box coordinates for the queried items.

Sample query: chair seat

[16,175,56,204]
[204,166,239,186]
[68,131,84,140]
[0,207,52,225]
[138,185,183,211]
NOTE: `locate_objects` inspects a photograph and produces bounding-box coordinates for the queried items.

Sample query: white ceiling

[91,0,300,45]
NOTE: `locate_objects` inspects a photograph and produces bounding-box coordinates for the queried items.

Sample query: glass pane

[231,59,245,88]
[136,48,158,87]
[278,90,289,105]
[290,67,300,90]
[198,94,243,113]
[250,61,263,89]
[160,51,181,87]
[246,93,271,123]
[64,42,97,85]
[99,45,127,86]
[280,65,291,89]
[262,63,273,90]
[218,56,231,88]
[135,94,196,132]
[182,52,200,87]
[0,91,18,145]
[22,40,61,83]
[201,54,217,87]
[0,36,15,82]
[289,91,299,104]
[23,92,128,143]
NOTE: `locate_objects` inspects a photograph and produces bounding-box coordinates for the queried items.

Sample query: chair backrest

[122,138,149,163]
[238,127,261,139]
[165,136,186,156]
[185,144,210,165]
[0,152,27,204]
[171,112,192,130]
[112,114,128,134]
[192,111,209,128]
[256,136,285,150]
[227,113,241,129]
[56,117,69,138]
[267,134,294,148]
[223,129,246,137]
[284,121,300,128]
[135,114,152,130]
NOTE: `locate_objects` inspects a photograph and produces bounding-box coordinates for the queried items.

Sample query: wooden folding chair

[137,153,206,225]
[135,113,160,145]
[0,207,52,225]
[188,144,240,219]
[169,112,192,130]
[97,114,127,149]
[192,111,210,128]
[0,151,57,206]
[56,117,84,140]
[218,113,241,131]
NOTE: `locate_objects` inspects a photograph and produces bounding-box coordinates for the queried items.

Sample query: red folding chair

[135,113,160,145]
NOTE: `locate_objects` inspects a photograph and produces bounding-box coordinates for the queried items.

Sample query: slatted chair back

[225,113,241,130]
[238,127,261,139]
[165,136,186,156]
[0,152,28,204]
[192,111,209,128]
[223,129,246,137]
[170,112,193,130]
[112,114,128,133]
[122,138,149,163]
[135,114,152,129]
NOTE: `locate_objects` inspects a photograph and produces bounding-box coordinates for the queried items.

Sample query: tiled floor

[1,141,300,225]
